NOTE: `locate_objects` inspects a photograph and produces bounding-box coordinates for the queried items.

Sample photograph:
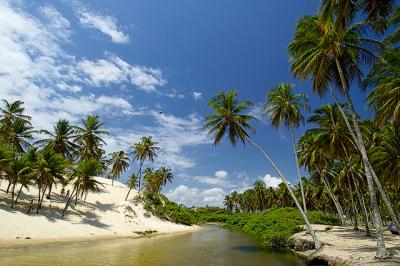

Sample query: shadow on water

[232,245,266,253]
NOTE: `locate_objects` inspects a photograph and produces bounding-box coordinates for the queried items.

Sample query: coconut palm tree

[288,14,390,257]
[74,115,108,160]
[253,180,267,212]
[130,136,159,192]
[62,159,102,218]
[153,167,173,193]
[108,151,130,186]
[204,90,321,250]
[35,119,79,160]
[263,83,310,213]
[34,150,69,213]
[4,119,35,153]
[365,48,400,131]
[3,155,30,208]
[0,100,31,132]
[125,173,138,201]
[320,0,394,33]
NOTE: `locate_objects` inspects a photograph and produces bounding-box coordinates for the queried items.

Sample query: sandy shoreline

[290,225,400,265]
[0,177,198,248]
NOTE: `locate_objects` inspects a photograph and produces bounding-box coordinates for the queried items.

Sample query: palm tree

[35,119,79,160]
[253,180,267,212]
[320,0,394,33]
[263,83,310,213]
[288,14,390,257]
[204,90,321,250]
[125,173,138,201]
[154,167,173,192]
[130,136,159,192]
[74,115,108,160]
[365,48,400,131]
[0,100,31,132]
[108,151,130,186]
[3,155,30,208]
[62,159,102,218]
[34,150,69,213]
[224,195,234,212]
[5,119,35,153]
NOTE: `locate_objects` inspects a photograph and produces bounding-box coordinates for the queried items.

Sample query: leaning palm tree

[288,14,391,257]
[3,155,30,208]
[74,115,108,161]
[108,150,130,186]
[130,136,159,192]
[35,119,79,160]
[62,159,102,218]
[263,83,310,213]
[125,173,138,201]
[204,90,321,250]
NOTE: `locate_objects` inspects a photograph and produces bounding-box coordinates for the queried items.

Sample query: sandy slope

[0,177,197,245]
[292,224,400,265]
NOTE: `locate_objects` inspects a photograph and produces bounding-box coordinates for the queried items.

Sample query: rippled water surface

[0,224,305,265]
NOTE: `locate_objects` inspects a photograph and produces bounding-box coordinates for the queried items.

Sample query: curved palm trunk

[137,161,143,193]
[6,180,11,194]
[333,58,390,258]
[246,137,321,250]
[320,171,346,225]
[290,125,307,213]
[62,186,77,218]
[15,184,23,204]
[37,183,48,213]
[125,168,141,201]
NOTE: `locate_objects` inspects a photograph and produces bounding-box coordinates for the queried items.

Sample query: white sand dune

[0,177,197,246]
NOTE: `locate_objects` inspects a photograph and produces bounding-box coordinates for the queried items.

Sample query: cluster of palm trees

[206,0,400,258]
[0,100,173,218]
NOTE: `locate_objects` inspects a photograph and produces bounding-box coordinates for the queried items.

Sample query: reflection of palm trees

[204,90,320,250]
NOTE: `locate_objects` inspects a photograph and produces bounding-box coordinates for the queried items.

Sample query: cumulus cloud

[262,174,282,188]
[74,4,129,44]
[215,170,228,178]
[166,185,226,207]
[192,91,202,100]
[78,55,166,91]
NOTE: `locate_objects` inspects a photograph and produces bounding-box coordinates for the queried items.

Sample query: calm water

[0,225,305,266]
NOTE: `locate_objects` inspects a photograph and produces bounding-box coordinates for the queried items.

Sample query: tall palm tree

[4,119,35,153]
[263,83,310,213]
[3,155,30,208]
[288,14,390,257]
[35,119,78,160]
[108,151,130,186]
[365,48,400,131]
[204,90,321,250]
[125,173,138,201]
[74,115,108,160]
[153,167,173,193]
[253,180,267,212]
[130,136,159,192]
[62,159,102,218]
[320,0,394,33]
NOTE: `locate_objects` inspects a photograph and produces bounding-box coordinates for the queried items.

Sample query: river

[0,224,305,265]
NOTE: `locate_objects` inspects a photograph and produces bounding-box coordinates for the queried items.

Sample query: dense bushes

[223,208,340,247]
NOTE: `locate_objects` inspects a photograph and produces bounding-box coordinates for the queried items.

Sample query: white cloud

[0,1,164,131]
[262,174,282,188]
[78,54,166,91]
[166,185,226,207]
[215,170,228,178]
[192,91,202,100]
[75,5,129,44]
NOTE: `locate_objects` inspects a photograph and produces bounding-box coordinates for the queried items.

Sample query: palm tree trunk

[15,184,23,204]
[290,125,307,213]
[75,187,79,206]
[245,136,321,250]
[6,180,11,193]
[320,171,345,225]
[354,176,371,237]
[62,187,76,218]
[112,176,114,186]
[138,161,143,193]
[37,183,48,213]
[334,58,390,258]
[47,183,52,199]
[10,182,16,208]
[347,174,359,230]
[37,182,41,214]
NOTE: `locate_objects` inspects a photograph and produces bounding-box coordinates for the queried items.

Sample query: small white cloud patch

[262,174,282,188]
[192,91,202,100]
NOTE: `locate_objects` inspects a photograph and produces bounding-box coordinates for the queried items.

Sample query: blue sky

[0,0,375,206]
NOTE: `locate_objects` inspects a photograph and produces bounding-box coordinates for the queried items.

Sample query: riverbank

[0,177,198,248]
[290,225,400,265]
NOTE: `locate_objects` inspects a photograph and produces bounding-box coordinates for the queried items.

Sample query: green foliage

[223,208,339,248]
[143,193,196,225]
